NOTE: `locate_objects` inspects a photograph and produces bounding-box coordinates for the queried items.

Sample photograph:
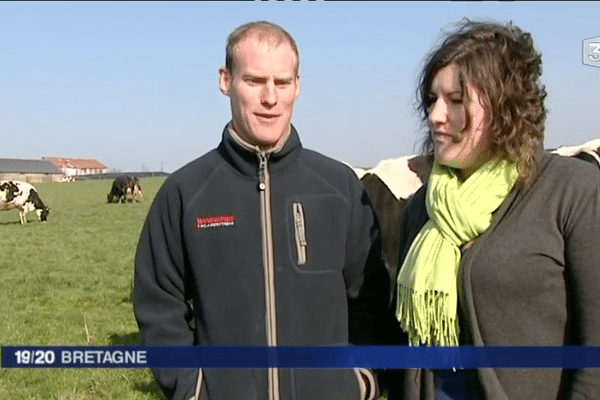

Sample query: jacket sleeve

[339,175,391,400]
[133,177,198,400]
[343,174,393,346]
[563,176,600,399]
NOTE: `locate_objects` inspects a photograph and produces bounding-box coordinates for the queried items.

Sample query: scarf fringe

[396,284,459,346]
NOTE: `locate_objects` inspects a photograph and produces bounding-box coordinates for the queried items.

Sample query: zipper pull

[258,152,268,191]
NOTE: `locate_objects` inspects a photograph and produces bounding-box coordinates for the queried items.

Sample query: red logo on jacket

[197,215,235,229]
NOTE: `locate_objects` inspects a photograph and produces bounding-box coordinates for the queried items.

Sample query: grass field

[0,177,389,400]
[0,177,167,400]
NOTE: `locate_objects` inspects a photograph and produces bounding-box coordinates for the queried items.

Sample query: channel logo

[583,36,600,68]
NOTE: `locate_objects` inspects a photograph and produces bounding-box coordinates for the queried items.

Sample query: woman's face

[428,64,494,180]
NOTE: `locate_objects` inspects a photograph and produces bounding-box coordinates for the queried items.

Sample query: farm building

[43,157,108,177]
[0,158,63,183]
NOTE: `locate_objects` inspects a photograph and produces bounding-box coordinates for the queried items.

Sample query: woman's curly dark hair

[416,19,547,186]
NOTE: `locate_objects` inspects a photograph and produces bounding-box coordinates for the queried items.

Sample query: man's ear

[294,75,300,99]
[219,67,231,95]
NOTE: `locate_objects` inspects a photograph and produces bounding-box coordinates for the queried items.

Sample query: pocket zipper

[293,202,307,265]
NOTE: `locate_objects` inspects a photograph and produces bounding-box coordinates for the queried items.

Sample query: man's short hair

[225,20,300,75]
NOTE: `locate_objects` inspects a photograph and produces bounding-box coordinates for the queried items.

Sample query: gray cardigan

[388,152,600,400]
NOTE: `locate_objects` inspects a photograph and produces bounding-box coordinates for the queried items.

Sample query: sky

[1,1,599,173]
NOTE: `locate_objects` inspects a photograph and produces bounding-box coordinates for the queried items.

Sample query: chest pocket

[293,202,308,265]
[288,196,349,272]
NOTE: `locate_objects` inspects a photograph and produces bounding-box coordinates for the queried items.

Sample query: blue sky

[1,1,599,173]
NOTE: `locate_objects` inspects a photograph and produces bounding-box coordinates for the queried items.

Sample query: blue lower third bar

[2,346,600,369]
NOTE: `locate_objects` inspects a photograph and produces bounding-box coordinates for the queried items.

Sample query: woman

[388,19,600,399]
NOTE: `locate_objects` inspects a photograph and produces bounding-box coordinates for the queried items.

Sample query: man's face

[219,37,300,149]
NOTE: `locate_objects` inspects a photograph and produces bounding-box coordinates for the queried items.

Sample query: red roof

[43,157,108,170]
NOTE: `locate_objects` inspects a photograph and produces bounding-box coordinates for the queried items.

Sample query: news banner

[3,346,600,369]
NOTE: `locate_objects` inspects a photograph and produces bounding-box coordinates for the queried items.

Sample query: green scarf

[396,157,518,346]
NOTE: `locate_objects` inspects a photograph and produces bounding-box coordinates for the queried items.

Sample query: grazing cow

[107,175,143,203]
[0,180,50,224]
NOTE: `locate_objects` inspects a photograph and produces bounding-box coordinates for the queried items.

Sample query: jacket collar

[217,121,302,178]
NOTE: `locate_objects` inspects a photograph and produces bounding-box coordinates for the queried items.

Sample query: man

[133,20,390,400]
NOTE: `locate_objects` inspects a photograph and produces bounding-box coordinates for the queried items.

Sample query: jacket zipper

[258,151,280,400]
[189,369,203,400]
[293,202,307,265]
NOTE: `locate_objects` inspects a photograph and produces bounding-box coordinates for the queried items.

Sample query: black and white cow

[0,180,50,224]
[352,154,432,294]
[551,138,600,171]
[107,175,143,203]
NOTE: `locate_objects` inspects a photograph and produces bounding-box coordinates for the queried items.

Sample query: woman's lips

[434,131,459,142]
[434,131,451,139]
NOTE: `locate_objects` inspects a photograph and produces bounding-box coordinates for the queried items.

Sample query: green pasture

[0,177,390,400]
[0,177,167,400]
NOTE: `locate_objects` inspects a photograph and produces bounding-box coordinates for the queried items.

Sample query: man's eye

[245,78,264,85]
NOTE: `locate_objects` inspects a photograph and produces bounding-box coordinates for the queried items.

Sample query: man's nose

[261,81,277,107]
